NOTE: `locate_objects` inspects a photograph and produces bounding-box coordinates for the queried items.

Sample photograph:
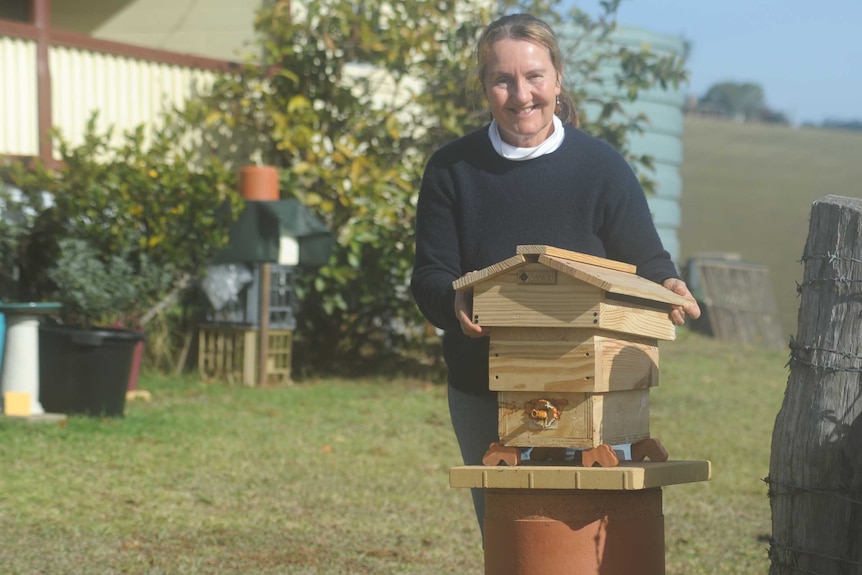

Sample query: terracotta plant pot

[239,165,279,201]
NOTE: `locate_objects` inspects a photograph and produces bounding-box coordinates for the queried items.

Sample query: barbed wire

[763,476,862,506]
[789,342,862,361]
[788,340,862,373]
[766,473,862,572]
[796,252,862,293]
[795,276,862,294]
[799,252,862,266]
[769,539,862,572]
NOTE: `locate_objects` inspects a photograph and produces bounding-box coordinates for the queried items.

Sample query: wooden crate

[266,330,293,384]
[198,325,293,386]
[488,327,658,393]
[498,388,651,449]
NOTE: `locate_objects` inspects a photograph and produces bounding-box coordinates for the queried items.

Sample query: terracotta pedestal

[450,461,711,575]
[485,488,664,575]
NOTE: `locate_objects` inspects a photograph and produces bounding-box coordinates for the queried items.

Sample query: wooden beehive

[454,245,691,450]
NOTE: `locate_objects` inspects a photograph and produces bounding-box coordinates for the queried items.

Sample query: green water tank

[560,25,687,263]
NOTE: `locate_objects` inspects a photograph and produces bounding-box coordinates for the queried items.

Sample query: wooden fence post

[768,195,862,574]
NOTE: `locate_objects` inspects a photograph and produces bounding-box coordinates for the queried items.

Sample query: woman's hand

[454,287,486,338]
[662,277,702,326]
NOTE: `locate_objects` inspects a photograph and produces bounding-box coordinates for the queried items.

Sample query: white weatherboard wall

[560,25,687,264]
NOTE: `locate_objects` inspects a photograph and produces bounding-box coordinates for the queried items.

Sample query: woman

[410,13,700,535]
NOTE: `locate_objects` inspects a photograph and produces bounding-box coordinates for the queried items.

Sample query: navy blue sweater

[410,123,679,395]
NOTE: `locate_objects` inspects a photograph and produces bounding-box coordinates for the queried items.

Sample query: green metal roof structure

[214,199,333,267]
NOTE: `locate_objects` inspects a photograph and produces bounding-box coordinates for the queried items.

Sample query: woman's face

[483,38,561,148]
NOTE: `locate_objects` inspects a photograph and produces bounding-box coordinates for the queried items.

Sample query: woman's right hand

[454,288,486,338]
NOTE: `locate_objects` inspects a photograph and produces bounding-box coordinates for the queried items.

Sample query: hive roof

[452,245,693,308]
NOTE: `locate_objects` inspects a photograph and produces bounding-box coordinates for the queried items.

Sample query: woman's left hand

[662,278,701,326]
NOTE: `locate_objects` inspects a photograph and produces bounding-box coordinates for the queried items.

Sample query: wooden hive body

[498,388,651,448]
[489,327,658,394]
[454,246,692,450]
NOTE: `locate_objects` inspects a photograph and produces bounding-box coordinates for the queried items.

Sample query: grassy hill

[679,116,862,341]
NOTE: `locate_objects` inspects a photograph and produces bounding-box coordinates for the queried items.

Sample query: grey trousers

[447,384,499,537]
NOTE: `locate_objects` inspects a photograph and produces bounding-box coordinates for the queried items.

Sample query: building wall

[0,0,29,21]
[51,0,262,62]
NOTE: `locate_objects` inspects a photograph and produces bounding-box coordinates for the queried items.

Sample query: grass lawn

[0,329,787,574]
[680,116,862,341]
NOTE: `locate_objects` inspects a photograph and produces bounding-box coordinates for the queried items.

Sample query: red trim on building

[0,19,39,40]
[33,0,53,164]
[48,28,238,72]
[0,20,238,72]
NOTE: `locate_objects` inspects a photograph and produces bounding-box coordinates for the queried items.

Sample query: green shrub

[0,115,244,333]
[45,238,171,328]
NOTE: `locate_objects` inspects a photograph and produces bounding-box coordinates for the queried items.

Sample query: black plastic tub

[39,325,144,417]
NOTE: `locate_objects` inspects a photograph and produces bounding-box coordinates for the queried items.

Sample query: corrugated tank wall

[560,25,686,264]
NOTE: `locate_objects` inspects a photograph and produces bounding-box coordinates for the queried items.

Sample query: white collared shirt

[488,115,565,160]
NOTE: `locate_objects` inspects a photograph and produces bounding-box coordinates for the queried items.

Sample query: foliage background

[0,117,243,369]
[176,0,688,373]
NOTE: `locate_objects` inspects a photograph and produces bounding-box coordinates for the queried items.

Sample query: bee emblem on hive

[528,399,560,430]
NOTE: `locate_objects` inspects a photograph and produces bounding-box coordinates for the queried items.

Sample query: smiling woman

[410,12,701,544]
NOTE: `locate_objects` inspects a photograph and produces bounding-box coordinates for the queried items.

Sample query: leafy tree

[700,81,765,120]
[822,118,862,131]
[177,0,688,372]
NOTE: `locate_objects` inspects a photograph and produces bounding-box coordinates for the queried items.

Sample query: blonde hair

[476,13,578,127]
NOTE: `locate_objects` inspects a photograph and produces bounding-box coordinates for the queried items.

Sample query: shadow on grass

[292,348,448,383]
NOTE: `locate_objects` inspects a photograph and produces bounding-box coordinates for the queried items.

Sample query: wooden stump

[768,195,862,575]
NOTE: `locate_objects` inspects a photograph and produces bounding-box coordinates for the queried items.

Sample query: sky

[570,0,862,125]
